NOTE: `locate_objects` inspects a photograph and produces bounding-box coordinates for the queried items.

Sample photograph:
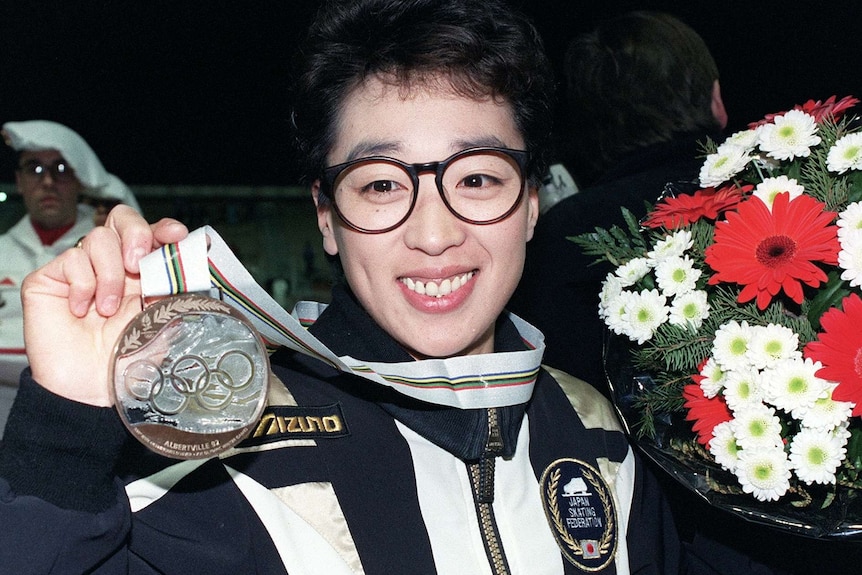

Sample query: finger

[57,247,98,317]
[150,218,190,250]
[77,226,127,316]
[104,205,153,273]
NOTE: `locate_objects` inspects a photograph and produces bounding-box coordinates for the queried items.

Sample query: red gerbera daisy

[643,184,751,229]
[704,193,839,310]
[804,293,862,416]
[748,95,860,128]
[799,95,860,123]
[683,382,732,448]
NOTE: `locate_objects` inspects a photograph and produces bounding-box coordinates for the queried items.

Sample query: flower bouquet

[573,96,862,538]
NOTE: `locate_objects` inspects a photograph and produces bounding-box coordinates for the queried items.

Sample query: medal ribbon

[138,226,545,409]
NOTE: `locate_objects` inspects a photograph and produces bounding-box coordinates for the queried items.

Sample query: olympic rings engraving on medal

[123,350,256,416]
[111,293,271,459]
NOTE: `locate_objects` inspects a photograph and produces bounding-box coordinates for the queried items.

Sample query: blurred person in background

[510,11,727,393]
[0,120,139,404]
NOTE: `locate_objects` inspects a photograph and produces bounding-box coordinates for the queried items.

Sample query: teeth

[402,272,474,298]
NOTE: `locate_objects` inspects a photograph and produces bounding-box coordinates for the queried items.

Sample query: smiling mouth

[400,271,475,298]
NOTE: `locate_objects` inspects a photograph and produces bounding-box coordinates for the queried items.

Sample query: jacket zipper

[467,407,511,575]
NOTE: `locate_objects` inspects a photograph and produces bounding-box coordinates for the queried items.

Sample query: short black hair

[290,0,554,187]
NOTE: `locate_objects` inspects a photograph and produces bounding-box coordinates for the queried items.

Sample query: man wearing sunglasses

[0,121,133,389]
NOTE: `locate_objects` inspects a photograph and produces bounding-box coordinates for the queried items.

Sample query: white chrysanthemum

[735,447,792,501]
[721,129,759,152]
[709,421,740,472]
[698,357,726,398]
[796,383,855,430]
[837,236,862,287]
[699,144,753,187]
[752,176,805,210]
[668,290,710,330]
[620,289,669,344]
[646,229,693,263]
[615,257,652,287]
[826,132,862,174]
[757,109,821,161]
[712,320,755,371]
[760,357,830,414]
[731,403,784,449]
[598,273,623,319]
[747,324,801,370]
[837,201,862,240]
[838,240,862,287]
[654,255,701,297]
[722,368,764,412]
[789,428,846,485]
[832,420,853,444]
[603,291,636,336]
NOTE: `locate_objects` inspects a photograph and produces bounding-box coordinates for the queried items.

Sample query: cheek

[59,183,82,201]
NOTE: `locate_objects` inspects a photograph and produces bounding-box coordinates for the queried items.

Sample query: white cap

[2,120,109,189]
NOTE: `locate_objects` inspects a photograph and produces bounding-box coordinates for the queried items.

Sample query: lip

[38,195,61,207]
[398,267,478,313]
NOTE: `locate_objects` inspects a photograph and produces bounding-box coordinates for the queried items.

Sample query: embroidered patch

[239,403,350,446]
[540,458,617,572]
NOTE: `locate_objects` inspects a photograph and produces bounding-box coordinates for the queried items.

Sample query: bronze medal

[111,293,270,459]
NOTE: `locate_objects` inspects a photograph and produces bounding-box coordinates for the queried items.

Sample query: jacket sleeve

[625,453,684,575]
[0,372,132,574]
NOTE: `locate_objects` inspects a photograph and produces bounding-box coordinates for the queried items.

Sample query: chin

[405,336,490,360]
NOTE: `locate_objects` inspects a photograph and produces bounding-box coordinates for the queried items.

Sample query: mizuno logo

[240,403,350,447]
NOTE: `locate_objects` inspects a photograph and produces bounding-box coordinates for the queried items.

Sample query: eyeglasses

[320,147,530,234]
[17,160,77,183]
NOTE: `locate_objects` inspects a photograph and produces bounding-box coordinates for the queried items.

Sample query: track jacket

[0,285,681,574]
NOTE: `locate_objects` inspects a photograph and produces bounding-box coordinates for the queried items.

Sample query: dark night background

[1,1,861,187]
[2,3,862,569]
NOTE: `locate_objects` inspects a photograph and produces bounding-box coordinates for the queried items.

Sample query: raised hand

[21,205,189,406]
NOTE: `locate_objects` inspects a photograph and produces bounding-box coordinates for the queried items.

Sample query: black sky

[1,1,861,186]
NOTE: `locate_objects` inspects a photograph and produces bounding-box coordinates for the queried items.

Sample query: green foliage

[800,116,856,208]
[839,428,862,489]
[630,372,688,439]
[806,271,852,331]
[569,206,650,267]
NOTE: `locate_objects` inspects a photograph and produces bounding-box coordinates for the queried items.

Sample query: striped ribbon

[138,226,544,409]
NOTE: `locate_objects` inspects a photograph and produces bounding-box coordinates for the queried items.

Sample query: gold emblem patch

[540,458,617,572]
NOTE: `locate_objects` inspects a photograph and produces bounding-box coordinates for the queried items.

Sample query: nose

[36,170,56,185]
[402,174,466,255]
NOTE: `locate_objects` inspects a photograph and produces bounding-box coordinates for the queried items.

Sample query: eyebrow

[343,135,513,163]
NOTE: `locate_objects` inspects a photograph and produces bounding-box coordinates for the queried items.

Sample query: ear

[711,79,728,131]
[312,180,339,256]
[525,185,539,242]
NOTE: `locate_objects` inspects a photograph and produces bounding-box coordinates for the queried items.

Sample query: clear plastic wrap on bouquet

[604,333,862,540]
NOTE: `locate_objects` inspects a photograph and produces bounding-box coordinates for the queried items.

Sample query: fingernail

[102,295,120,315]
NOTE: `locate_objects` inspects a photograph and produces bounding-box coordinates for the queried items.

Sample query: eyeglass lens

[331,149,523,231]
[19,161,76,182]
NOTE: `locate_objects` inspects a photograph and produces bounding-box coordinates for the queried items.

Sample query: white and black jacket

[0,285,681,574]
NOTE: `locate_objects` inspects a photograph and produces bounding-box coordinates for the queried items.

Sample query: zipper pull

[485,407,504,455]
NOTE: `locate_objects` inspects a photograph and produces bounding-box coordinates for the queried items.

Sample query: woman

[0,0,681,573]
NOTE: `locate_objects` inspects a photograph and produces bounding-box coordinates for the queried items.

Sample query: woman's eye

[462,174,501,188]
[369,180,397,193]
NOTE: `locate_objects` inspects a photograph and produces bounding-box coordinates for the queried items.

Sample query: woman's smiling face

[314,75,538,359]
